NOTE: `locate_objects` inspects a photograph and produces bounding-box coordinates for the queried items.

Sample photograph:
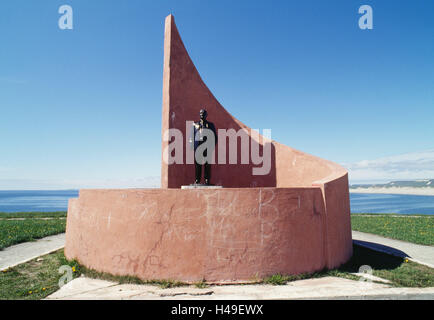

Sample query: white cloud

[343,149,434,184]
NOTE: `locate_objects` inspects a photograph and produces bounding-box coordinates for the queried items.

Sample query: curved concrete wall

[65,15,352,282]
[65,187,350,282]
[160,15,348,190]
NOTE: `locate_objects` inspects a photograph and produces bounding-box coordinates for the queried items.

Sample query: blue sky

[0,0,433,188]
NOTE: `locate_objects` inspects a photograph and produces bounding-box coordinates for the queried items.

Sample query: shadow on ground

[337,243,404,273]
[353,239,410,259]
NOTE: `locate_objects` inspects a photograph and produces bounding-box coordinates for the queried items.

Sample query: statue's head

[199,109,207,120]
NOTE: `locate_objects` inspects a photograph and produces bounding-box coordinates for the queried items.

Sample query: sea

[0,190,433,215]
[0,190,79,213]
[350,193,434,215]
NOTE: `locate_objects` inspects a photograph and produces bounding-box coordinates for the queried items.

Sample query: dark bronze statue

[189,109,217,185]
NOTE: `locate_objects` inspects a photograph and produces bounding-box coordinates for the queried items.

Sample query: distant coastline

[350,187,434,196]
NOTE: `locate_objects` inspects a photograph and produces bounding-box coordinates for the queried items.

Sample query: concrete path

[0,233,65,271]
[46,275,434,300]
[352,231,434,268]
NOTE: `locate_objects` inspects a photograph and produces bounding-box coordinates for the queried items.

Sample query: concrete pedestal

[181,185,223,189]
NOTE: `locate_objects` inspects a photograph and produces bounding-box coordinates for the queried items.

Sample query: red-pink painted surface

[65,15,352,282]
[65,187,351,282]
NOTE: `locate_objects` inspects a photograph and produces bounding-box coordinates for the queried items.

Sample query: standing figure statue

[189,109,217,185]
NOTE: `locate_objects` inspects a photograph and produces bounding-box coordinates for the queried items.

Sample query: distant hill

[350,179,434,189]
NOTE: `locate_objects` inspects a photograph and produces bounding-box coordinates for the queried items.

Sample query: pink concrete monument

[64,15,352,283]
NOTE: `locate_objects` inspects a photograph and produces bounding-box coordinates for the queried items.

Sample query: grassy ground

[0,215,66,250]
[351,213,434,246]
[0,249,186,300]
[0,250,79,300]
[0,211,67,219]
[338,244,433,287]
[1,244,433,300]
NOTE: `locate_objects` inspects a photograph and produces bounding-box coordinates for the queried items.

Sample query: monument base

[65,186,352,282]
[181,184,223,189]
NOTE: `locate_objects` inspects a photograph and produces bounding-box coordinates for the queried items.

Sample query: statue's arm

[211,123,217,145]
[189,124,195,149]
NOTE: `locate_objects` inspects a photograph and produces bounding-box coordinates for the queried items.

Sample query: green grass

[0,218,66,250]
[338,245,434,287]
[78,264,187,289]
[351,214,434,246]
[375,261,434,287]
[263,272,328,285]
[194,279,210,288]
[0,249,185,300]
[0,211,67,219]
[0,249,80,300]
